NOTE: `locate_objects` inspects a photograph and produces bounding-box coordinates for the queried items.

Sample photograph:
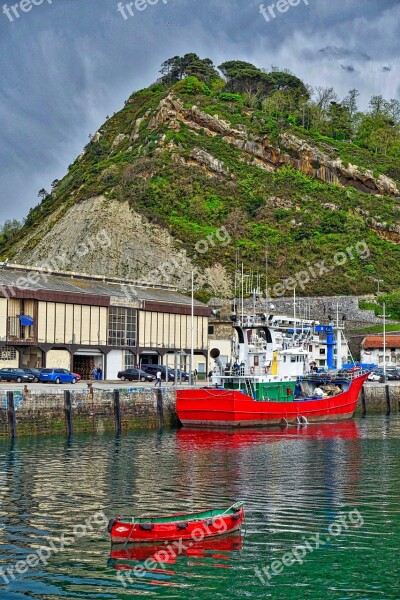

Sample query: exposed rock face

[369,217,400,243]
[10,196,233,296]
[148,93,399,197]
[111,133,128,148]
[189,149,228,175]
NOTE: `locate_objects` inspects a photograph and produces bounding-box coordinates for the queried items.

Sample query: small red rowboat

[108,502,245,544]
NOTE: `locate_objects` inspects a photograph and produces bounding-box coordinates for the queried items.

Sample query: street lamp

[373,278,384,295]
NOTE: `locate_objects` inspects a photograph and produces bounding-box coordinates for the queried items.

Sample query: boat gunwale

[115,505,243,525]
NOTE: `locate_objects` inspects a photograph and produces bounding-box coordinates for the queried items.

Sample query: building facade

[0,266,210,379]
[361,335,400,367]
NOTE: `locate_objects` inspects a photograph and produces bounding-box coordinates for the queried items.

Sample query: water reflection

[0,418,400,599]
[108,533,243,591]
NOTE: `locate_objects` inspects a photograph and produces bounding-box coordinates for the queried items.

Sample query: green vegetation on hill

[2,53,400,296]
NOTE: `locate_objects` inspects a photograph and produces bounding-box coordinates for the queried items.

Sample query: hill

[2,54,400,301]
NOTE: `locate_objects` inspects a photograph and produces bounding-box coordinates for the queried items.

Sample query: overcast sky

[0,0,399,223]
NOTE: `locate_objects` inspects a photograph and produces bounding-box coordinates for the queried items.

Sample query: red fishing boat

[177,313,369,428]
[176,372,368,427]
[108,502,244,544]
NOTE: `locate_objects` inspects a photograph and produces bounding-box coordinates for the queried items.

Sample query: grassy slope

[2,82,400,297]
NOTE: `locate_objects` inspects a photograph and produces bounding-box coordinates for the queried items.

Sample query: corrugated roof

[0,267,205,308]
[363,335,400,349]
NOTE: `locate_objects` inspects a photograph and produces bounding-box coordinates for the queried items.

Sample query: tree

[326,102,353,140]
[0,219,24,238]
[314,86,338,111]
[51,179,60,190]
[265,71,309,99]
[38,188,49,200]
[369,125,398,155]
[159,54,219,84]
[369,95,386,118]
[218,61,271,101]
[343,89,360,118]
[385,99,400,124]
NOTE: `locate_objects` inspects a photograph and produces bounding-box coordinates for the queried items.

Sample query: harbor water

[0,416,400,599]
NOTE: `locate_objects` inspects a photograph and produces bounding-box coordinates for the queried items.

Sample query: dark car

[385,369,400,380]
[171,369,190,382]
[0,368,35,383]
[141,365,175,382]
[21,368,42,383]
[390,369,400,380]
[117,368,155,382]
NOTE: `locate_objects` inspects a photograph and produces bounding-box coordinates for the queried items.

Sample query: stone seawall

[358,384,400,415]
[0,387,178,438]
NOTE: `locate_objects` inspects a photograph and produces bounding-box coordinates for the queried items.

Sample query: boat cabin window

[254,356,259,366]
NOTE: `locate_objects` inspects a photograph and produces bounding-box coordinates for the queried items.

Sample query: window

[125,351,136,369]
[319,348,326,355]
[108,307,137,346]
[208,325,215,335]
[0,347,17,361]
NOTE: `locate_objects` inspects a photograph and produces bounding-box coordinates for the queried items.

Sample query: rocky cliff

[2,78,400,298]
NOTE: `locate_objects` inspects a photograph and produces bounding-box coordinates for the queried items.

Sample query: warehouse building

[0,265,210,379]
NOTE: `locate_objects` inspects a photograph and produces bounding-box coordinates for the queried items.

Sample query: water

[0,417,400,599]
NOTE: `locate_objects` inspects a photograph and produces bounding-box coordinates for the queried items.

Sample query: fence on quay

[0,386,178,438]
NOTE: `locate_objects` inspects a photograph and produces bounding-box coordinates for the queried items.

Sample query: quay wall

[0,384,398,438]
[0,387,178,438]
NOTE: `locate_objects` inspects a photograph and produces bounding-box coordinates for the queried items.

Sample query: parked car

[386,367,400,381]
[171,369,190,382]
[72,372,81,381]
[367,372,383,382]
[385,370,399,381]
[117,368,155,382]
[39,368,77,384]
[141,365,175,382]
[0,368,35,383]
[21,368,42,383]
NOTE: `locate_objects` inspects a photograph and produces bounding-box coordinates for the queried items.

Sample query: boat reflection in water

[176,420,361,450]
[108,533,243,590]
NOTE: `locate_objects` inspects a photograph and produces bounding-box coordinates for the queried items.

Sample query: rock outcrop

[148,93,399,197]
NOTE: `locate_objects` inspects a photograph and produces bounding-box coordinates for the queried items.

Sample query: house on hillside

[361,335,400,367]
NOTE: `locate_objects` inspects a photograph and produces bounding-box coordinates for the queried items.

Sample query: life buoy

[250,367,255,374]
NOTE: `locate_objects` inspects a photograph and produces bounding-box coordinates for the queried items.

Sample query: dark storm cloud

[0,0,399,223]
[340,65,356,73]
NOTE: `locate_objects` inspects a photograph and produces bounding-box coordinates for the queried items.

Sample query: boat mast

[383,301,386,378]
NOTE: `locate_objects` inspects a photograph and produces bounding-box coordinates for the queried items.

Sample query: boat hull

[176,374,368,428]
[109,506,244,544]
